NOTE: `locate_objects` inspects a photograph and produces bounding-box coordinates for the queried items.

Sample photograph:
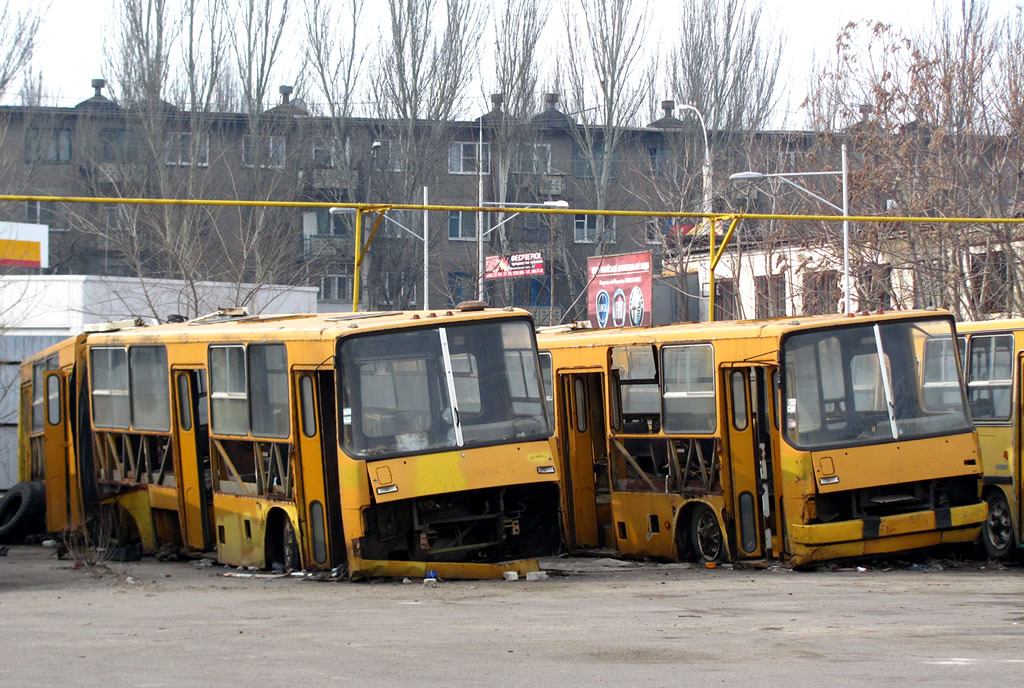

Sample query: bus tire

[982,490,1013,560]
[0,481,46,544]
[690,504,725,564]
[267,513,301,572]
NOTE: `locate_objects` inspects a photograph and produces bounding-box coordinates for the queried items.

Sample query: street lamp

[729,143,851,314]
[477,200,570,301]
[676,104,712,230]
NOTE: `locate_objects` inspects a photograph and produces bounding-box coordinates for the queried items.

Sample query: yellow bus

[949,319,1024,559]
[538,310,986,567]
[13,306,561,579]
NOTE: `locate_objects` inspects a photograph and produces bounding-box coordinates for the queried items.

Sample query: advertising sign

[586,252,652,328]
[0,222,48,268]
[485,251,545,279]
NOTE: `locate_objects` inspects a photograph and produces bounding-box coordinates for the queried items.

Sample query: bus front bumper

[787,502,987,566]
[349,557,541,580]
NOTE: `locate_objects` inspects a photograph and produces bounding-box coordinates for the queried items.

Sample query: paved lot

[1,546,1023,687]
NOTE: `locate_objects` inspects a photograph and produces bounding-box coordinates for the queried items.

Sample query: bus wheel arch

[675,501,728,563]
[981,486,1014,560]
[265,508,300,572]
[688,502,727,564]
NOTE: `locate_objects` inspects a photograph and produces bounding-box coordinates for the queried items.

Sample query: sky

[10,0,1019,122]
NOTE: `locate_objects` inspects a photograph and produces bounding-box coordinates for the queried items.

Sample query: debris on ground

[502,571,519,581]
[525,571,549,582]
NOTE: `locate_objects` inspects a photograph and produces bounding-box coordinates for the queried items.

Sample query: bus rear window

[91,347,130,429]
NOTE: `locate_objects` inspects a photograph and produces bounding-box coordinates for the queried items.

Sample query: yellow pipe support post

[708,218,717,322]
[352,209,363,313]
[711,216,742,270]
[357,210,387,269]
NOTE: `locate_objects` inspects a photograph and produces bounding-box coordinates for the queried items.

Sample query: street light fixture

[477,200,570,301]
[676,104,712,231]
[729,143,851,314]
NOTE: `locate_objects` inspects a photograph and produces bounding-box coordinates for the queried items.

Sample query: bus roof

[957,318,1024,333]
[537,309,955,348]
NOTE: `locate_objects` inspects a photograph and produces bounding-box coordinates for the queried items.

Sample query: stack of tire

[0,481,46,544]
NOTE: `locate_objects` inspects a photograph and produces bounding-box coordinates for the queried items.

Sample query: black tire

[982,491,1014,560]
[0,481,47,544]
[282,519,300,572]
[690,504,725,564]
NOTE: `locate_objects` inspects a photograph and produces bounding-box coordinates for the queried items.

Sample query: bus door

[293,370,344,569]
[172,368,213,551]
[560,371,607,549]
[724,366,775,559]
[42,370,69,532]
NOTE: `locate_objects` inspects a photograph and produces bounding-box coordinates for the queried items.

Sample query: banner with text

[587,251,652,328]
[485,251,545,279]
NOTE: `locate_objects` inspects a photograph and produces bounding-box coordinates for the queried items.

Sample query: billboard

[0,222,48,269]
[587,251,652,328]
[485,251,545,279]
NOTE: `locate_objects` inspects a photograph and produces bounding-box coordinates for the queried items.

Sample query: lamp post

[676,104,712,231]
[728,142,850,314]
[478,200,570,302]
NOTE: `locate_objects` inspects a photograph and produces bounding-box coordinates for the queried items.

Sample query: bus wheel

[982,491,1013,560]
[690,504,724,563]
[281,519,300,572]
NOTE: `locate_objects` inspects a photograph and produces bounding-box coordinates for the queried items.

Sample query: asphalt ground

[1,545,1023,687]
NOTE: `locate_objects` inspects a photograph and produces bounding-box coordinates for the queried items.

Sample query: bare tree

[0,0,40,101]
[368,0,485,308]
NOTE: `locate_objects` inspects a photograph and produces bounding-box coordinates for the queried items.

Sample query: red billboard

[485,251,545,279]
[586,251,652,328]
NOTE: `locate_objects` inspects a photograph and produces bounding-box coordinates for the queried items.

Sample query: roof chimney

[490,93,504,112]
[91,79,106,97]
[662,100,674,117]
[279,85,293,104]
[858,103,873,121]
[543,93,560,110]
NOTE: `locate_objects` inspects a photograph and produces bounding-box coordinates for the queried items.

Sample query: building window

[802,269,839,315]
[513,277,550,307]
[647,145,668,178]
[857,265,892,311]
[25,127,72,164]
[242,135,285,168]
[99,128,128,163]
[514,143,551,174]
[312,137,343,168]
[755,274,787,318]
[574,214,615,244]
[970,251,1010,314]
[448,141,490,174]
[448,211,477,240]
[573,143,612,179]
[165,132,209,166]
[447,271,473,305]
[320,273,352,301]
[714,278,738,320]
[26,200,62,228]
[644,218,665,245]
[303,208,349,236]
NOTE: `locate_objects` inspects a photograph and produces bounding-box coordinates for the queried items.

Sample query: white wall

[0,275,318,337]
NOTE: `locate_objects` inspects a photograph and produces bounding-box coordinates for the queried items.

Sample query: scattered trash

[503,571,519,581]
[401,577,413,584]
[704,562,717,569]
[289,571,305,577]
[192,559,213,568]
[856,566,868,572]
[525,571,548,582]
[41,539,59,548]
[423,577,438,588]
[125,576,138,585]
[223,571,287,579]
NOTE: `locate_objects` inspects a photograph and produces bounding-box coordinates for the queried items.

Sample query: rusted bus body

[19,308,561,579]
[538,310,986,567]
[950,319,1024,559]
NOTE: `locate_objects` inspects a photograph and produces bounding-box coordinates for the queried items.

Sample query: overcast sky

[13,0,1018,123]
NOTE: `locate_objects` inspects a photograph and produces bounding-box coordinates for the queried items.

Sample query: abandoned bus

[949,319,1024,559]
[16,306,561,578]
[537,310,986,567]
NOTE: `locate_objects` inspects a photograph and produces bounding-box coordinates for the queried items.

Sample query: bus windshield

[339,318,549,459]
[781,318,971,450]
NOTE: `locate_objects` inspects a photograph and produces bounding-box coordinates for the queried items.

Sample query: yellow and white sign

[0,222,48,268]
